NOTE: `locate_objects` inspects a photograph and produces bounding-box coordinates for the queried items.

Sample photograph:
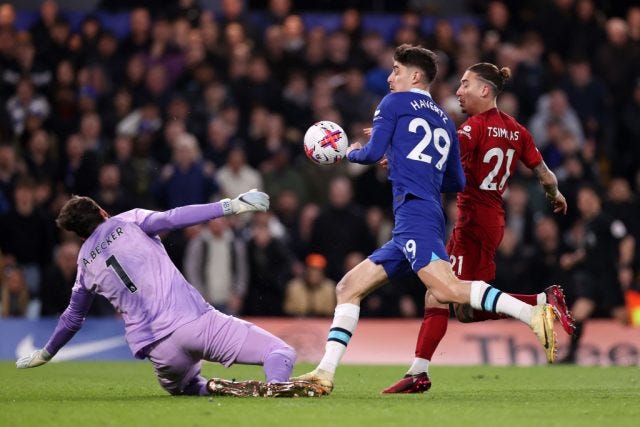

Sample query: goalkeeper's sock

[317,303,360,375]
[470,281,532,324]
[410,307,449,375]
[263,347,296,383]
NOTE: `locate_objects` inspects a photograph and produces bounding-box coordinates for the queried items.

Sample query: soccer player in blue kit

[293,44,558,393]
[16,191,326,397]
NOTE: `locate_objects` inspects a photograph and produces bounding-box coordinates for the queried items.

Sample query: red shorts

[446,223,504,281]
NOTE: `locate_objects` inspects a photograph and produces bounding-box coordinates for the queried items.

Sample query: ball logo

[303,121,348,165]
[463,125,471,132]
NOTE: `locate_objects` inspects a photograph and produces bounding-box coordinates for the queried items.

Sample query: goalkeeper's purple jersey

[78,209,211,356]
[45,203,225,358]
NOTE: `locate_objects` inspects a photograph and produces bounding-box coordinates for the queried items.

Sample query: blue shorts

[369,196,448,279]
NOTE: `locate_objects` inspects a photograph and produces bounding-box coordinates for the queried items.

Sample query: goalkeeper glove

[221,189,270,216]
[16,348,52,369]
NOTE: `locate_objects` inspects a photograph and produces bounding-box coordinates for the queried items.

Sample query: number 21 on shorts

[450,254,464,277]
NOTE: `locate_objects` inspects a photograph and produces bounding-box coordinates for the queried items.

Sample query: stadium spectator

[529,88,585,150]
[216,146,263,199]
[5,78,50,138]
[309,175,374,281]
[1,263,29,317]
[60,133,98,196]
[29,0,61,51]
[243,211,296,316]
[92,163,134,216]
[284,253,336,317]
[40,241,83,316]
[183,216,248,315]
[152,132,218,209]
[0,177,54,298]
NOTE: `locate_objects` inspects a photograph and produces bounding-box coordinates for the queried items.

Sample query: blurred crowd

[0,0,639,323]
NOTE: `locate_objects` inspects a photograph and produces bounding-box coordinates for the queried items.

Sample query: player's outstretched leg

[466,280,558,363]
[207,378,327,397]
[544,285,576,336]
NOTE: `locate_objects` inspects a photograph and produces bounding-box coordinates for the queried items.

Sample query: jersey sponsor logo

[486,126,519,141]
[458,125,472,139]
[373,109,382,121]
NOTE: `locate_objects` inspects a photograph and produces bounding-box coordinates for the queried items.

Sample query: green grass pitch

[1,362,639,427]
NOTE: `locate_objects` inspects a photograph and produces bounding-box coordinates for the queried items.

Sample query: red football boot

[545,285,576,336]
[381,373,432,394]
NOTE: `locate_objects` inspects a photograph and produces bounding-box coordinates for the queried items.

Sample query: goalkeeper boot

[530,304,557,363]
[381,372,431,394]
[290,368,334,394]
[207,378,263,397]
[544,285,576,335]
[264,381,328,397]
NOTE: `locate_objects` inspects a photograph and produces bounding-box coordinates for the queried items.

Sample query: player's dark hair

[468,62,511,94]
[56,195,106,238]
[394,44,438,84]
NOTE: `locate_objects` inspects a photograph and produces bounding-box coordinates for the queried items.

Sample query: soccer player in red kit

[383,63,573,394]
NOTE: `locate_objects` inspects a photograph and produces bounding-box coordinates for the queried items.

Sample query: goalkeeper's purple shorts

[145,309,293,395]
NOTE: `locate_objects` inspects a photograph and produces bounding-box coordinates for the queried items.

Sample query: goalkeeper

[16,191,324,397]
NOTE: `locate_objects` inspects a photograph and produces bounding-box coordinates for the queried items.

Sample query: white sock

[407,358,429,376]
[537,293,546,304]
[317,303,360,374]
[470,281,532,325]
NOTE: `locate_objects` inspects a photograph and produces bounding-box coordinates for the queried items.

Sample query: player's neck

[409,84,431,96]
[471,100,497,116]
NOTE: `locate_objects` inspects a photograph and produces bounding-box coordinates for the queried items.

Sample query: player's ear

[481,84,491,98]
[411,70,421,84]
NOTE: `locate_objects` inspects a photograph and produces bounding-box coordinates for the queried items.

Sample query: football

[303,121,348,165]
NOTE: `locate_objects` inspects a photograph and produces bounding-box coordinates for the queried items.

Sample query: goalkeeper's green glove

[221,189,270,216]
[16,348,52,369]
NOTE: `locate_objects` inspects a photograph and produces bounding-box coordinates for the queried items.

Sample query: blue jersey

[348,89,465,211]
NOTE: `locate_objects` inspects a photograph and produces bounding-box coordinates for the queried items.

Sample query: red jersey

[455,108,542,227]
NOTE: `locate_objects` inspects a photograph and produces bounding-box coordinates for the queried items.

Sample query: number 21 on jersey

[480,147,515,191]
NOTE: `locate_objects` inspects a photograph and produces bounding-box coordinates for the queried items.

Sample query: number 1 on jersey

[106,255,138,293]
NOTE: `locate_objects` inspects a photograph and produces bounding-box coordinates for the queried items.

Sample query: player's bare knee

[429,285,455,305]
[335,274,361,303]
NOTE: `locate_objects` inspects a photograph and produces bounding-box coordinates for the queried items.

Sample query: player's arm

[440,129,465,193]
[532,161,567,215]
[16,284,94,369]
[138,190,270,236]
[347,98,394,164]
